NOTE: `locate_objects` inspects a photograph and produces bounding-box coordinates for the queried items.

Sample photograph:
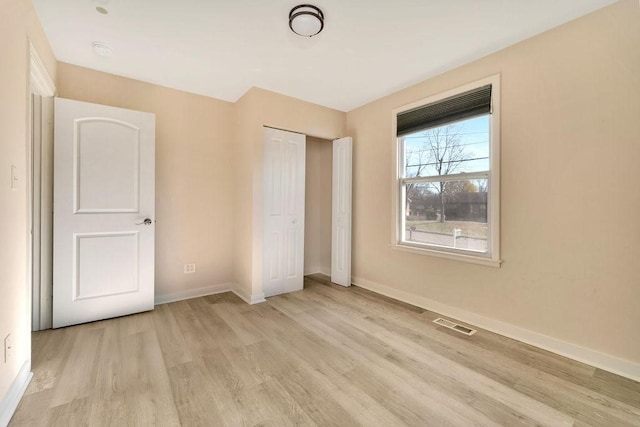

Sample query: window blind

[397,84,492,136]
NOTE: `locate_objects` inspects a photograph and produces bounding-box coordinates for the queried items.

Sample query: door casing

[29,44,56,331]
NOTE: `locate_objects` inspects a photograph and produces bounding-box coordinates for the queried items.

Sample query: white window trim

[391,74,501,267]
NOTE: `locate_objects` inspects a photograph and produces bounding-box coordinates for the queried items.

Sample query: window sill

[391,243,502,268]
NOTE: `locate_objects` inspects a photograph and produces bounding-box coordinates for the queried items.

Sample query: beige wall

[304,137,333,275]
[346,0,640,364]
[57,63,236,299]
[3,1,637,409]
[0,0,57,401]
[232,88,345,301]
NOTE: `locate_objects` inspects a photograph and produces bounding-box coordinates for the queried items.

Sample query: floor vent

[433,318,477,336]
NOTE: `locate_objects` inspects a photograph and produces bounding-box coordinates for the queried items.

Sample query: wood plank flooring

[10,274,640,426]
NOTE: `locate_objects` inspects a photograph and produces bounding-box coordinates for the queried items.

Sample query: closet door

[331,137,352,287]
[263,127,306,297]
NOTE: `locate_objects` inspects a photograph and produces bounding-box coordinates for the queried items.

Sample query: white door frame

[29,42,55,332]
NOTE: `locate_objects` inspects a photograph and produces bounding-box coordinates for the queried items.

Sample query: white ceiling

[32,0,616,112]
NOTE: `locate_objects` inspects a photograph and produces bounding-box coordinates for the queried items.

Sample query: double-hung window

[393,75,501,266]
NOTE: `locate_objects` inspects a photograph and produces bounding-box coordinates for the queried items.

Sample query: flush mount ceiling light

[289,4,324,37]
[91,41,112,56]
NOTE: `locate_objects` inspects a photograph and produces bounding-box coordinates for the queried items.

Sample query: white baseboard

[304,267,331,277]
[352,276,640,383]
[318,267,331,277]
[155,282,233,305]
[250,293,267,304]
[232,285,266,305]
[0,361,33,427]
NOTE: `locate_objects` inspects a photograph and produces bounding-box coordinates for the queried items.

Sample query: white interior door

[263,127,306,297]
[331,137,352,287]
[53,98,155,328]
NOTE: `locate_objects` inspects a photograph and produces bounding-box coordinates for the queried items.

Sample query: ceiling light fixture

[289,4,324,37]
[91,41,112,56]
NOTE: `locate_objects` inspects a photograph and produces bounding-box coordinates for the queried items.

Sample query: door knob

[136,218,153,225]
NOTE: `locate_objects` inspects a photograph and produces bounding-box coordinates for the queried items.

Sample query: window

[392,76,500,267]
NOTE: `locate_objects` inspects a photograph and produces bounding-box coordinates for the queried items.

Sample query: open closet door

[331,137,352,287]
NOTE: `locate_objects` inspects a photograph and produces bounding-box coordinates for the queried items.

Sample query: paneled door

[53,98,155,328]
[331,137,352,287]
[263,127,306,297]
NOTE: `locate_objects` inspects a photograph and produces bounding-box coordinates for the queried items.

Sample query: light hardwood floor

[10,274,640,426]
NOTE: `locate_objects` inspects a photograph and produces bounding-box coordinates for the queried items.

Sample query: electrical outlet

[4,334,13,363]
[184,263,196,274]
